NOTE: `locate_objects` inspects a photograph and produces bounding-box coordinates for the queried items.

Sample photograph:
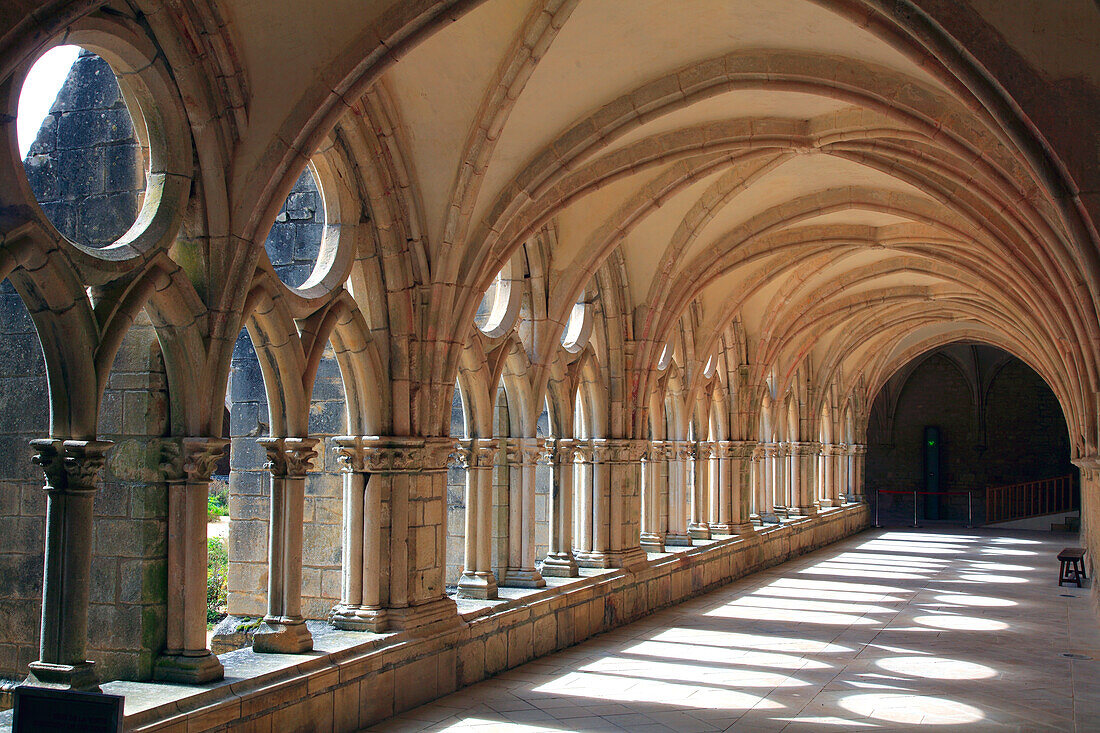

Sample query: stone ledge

[0,504,868,733]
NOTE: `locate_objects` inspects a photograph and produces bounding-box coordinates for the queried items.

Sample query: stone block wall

[22,49,145,248]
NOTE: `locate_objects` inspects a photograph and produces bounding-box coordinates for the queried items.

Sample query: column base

[253,618,314,654]
[540,552,580,578]
[25,661,98,692]
[664,532,693,546]
[688,523,711,540]
[603,546,649,571]
[818,498,838,507]
[457,571,499,599]
[772,505,789,518]
[330,604,389,632]
[153,651,224,684]
[845,494,864,503]
[384,597,460,634]
[502,568,546,588]
[639,532,665,553]
[574,550,613,568]
[708,523,735,535]
[728,521,757,536]
[787,505,818,517]
[759,512,780,524]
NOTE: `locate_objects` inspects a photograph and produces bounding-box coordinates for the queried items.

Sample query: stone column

[750,444,764,522]
[761,443,780,522]
[453,438,500,598]
[640,441,667,552]
[502,438,546,588]
[710,441,733,533]
[719,441,756,535]
[542,438,579,577]
[25,439,112,691]
[254,437,318,653]
[819,444,839,507]
[601,439,648,569]
[847,443,867,503]
[688,442,711,539]
[356,436,457,631]
[836,443,849,504]
[573,441,594,558]
[789,442,818,515]
[576,440,612,567]
[665,441,692,545]
[155,437,228,683]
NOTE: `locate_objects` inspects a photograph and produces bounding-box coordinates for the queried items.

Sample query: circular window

[264,167,326,290]
[474,267,519,336]
[18,46,148,249]
[561,293,592,353]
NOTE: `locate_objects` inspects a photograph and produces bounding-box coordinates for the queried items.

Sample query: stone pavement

[363,528,1100,732]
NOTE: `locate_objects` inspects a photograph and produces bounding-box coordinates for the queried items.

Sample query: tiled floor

[363,528,1100,732]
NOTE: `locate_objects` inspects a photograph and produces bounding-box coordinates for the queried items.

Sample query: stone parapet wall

[59,505,867,733]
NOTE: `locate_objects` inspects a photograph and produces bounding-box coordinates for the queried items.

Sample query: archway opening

[866,343,1076,529]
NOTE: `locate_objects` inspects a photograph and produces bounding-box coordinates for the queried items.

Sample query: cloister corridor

[366,529,1100,732]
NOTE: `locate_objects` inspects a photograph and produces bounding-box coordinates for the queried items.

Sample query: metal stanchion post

[968,491,972,528]
[875,491,880,528]
[913,489,918,528]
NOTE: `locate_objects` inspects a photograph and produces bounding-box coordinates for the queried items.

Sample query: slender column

[750,444,764,522]
[453,439,500,597]
[254,437,317,653]
[788,442,818,515]
[601,439,648,569]
[836,443,849,504]
[331,436,397,628]
[155,437,228,682]
[819,444,839,507]
[725,441,758,534]
[575,440,613,568]
[358,436,457,631]
[847,444,867,503]
[665,441,692,545]
[688,442,711,539]
[640,441,667,552]
[573,441,594,557]
[762,443,780,522]
[502,438,545,588]
[542,438,579,577]
[26,439,112,691]
[709,441,733,533]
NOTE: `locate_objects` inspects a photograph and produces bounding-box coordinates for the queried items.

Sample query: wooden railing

[985,474,1076,523]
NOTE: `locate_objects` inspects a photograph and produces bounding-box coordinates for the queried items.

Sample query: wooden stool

[1058,548,1087,587]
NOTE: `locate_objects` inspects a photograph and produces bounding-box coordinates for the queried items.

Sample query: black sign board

[13,686,123,733]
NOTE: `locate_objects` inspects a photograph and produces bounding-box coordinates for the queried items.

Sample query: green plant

[207,536,228,625]
[207,479,230,523]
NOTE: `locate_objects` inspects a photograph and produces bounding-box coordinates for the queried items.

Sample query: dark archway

[867,343,1076,527]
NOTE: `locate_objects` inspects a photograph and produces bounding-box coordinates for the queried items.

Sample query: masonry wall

[867,346,1075,524]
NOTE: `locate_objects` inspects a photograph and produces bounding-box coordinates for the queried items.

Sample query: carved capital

[791,441,819,456]
[849,443,867,455]
[695,442,714,461]
[599,439,646,464]
[454,438,498,469]
[333,435,453,473]
[549,438,575,465]
[258,437,319,478]
[645,441,667,462]
[504,437,545,466]
[31,439,113,493]
[159,437,229,482]
[721,440,757,460]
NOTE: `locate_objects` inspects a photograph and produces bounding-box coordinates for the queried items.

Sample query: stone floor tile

[363,529,1098,732]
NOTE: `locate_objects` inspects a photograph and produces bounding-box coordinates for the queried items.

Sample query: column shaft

[543,439,579,577]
